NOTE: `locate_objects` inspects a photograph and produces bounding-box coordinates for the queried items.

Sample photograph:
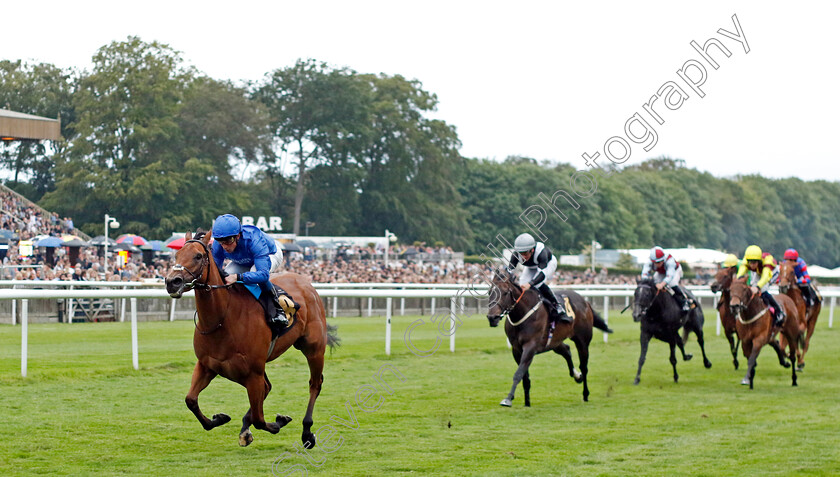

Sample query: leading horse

[729,277,799,389]
[165,230,338,447]
[632,278,712,385]
[487,268,612,405]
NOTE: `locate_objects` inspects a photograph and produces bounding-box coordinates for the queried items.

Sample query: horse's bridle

[172,239,233,292]
[635,282,662,317]
[495,284,538,326]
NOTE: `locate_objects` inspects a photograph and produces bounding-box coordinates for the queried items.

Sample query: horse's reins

[501,287,542,327]
[176,238,236,335]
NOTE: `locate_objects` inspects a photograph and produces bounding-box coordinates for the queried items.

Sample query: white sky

[4,1,839,181]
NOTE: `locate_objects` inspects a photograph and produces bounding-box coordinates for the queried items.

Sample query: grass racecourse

[1,308,839,476]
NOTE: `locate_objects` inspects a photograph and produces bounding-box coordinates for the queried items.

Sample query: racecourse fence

[1,281,837,377]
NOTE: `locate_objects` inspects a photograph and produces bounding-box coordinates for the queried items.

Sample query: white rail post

[169,298,176,321]
[400,298,405,316]
[21,299,28,377]
[431,297,436,314]
[830,296,835,328]
[385,297,392,356]
[332,297,338,318]
[11,297,16,326]
[603,295,609,343]
[131,297,139,370]
[367,297,372,317]
[120,285,128,322]
[714,295,721,336]
[450,297,456,352]
[68,284,74,324]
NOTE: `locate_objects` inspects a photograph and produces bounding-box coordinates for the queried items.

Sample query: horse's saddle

[540,294,575,321]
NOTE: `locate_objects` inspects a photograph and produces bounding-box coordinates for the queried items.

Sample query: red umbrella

[116,234,148,246]
[166,237,186,250]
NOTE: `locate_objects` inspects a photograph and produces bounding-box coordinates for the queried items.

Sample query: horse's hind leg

[676,333,692,362]
[768,339,791,368]
[634,330,652,385]
[239,374,290,447]
[787,333,798,387]
[185,362,230,431]
[690,321,712,369]
[669,339,679,383]
[553,343,582,383]
[301,350,325,449]
[572,336,590,402]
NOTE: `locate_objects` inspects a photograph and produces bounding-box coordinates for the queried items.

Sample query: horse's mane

[638,277,656,287]
[194,228,208,241]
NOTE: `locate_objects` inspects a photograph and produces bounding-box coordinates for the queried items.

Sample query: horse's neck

[513,289,540,315]
[194,260,230,324]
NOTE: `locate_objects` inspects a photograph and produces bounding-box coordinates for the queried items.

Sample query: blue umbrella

[36,236,64,248]
[141,240,165,252]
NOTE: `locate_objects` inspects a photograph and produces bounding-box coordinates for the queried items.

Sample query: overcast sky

[4,1,838,181]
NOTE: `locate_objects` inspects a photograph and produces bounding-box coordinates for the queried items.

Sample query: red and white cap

[650,246,666,263]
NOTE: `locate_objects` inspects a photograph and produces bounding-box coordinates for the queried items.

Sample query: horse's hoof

[212,413,231,426]
[684,354,693,361]
[633,378,640,386]
[782,361,791,369]
[239,430,254,447]
[733,361,739,370]
[302,431,316,449]
[704,360,712,369]
[573,369,583,383]
[740,378,749,385]
[276,414,293,429]
[500,398,512,407]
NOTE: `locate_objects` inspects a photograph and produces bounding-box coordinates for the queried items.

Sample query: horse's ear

[203,230,212,245]
[185,231,193,241]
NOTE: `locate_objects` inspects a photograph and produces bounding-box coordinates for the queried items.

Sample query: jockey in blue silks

[211,214,297,328]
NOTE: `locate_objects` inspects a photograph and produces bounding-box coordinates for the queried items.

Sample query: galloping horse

[164,231,338,447]
[487,268,612,405]
[710,266,740,369]
[729,277,799,389]
[632,278,711,385]
[778,261,820,370]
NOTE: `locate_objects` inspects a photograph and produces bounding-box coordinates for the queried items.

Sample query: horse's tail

[590,304,614,334]
[326,322,341,353]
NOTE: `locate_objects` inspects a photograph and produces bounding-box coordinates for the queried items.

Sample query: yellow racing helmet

[743,245,762,261]
[722,254,739,268]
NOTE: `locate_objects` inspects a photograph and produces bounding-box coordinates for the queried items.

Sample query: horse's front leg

[501,344,536,407]
[745,340,762,389]
[634,329,652,385]
[244,373,288,436]
[768,338,791,368]
[726,330,740,370]
[185,362,230,430]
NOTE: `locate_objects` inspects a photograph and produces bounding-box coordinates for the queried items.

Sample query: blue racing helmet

[212,214,242,239]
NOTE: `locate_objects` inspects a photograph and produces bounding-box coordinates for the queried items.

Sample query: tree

[253,59,370,235]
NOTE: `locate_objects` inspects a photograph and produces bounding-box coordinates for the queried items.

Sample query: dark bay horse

[164,231,338,447]
[487,269,612,405]
[710,266,740,369]
[729,277,799,389]
[778,261,820,370]
[632,278,711,385]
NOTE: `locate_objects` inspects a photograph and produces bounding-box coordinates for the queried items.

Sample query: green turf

[1,309,838,476]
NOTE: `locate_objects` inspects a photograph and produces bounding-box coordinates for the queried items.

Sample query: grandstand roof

[0,109,61,141]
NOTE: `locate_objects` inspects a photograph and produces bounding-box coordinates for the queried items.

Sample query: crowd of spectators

[0,185,721,285]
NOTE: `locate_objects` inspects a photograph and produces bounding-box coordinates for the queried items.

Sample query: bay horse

[778,261,819,370]
[486,268,612,405]
[164,230,338,447]
[729,277,799,389]
[710,266,741,369]
[632,278,711,385]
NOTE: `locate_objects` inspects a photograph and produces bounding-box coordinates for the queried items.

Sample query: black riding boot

[800,284,813,308]
[260,282,290,328]
[537,284,572,323]
[762,291,785,327]
[672,286,692,312]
